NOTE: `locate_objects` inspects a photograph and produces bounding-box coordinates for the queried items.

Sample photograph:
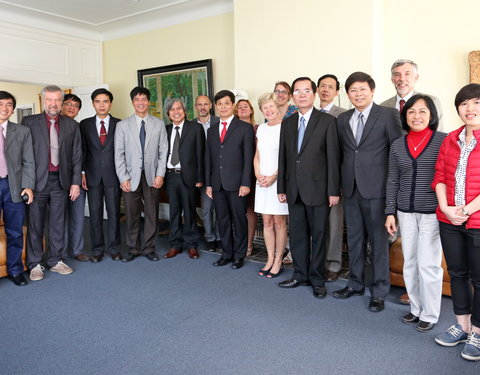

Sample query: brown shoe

[164,248,183,258]
[399,292,410,305]
[325,270,339,282]
[74,253,90,262]
[188,248,199,259]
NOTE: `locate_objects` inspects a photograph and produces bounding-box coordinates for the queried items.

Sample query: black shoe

[111,253,122,261]
[215,241,222,250]
[207,241,216,252]
[401,312,419,324]
[258,267,271,276]
[146,252,159,261]
[231,258,244,269]
[266,266,284,278]
[313,285,327,299]
[369,297,385,312]
[8,273,28,286]
[90,255,103,263]
[122,253,139,262]
[213,257,232,267]
[416,320,435,332]
[278,279,310,288]
[333,286,365,299]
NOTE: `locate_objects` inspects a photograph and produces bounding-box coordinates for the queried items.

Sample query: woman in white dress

[254,93,289,278]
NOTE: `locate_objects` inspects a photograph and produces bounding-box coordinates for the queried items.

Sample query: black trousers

[165,172,199,249]
[213,189,247,260]
[288,195,329,287]
[439,222,480,328]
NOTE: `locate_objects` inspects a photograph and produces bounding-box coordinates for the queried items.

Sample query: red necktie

[399,99,406,114]
[220,121,227,143]
[99,120,107,145]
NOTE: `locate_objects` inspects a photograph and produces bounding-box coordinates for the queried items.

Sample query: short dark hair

[345,72,375,92]
[401,94,439,132]
[214,90,235,104]
[317,74,340,91]
[454,83,480,113]
[274,81,292,95]
[91,88,113,102]
[291,77,317,93]
[130,86,150,101]
[0,90,16,109]
[63,93,82,109]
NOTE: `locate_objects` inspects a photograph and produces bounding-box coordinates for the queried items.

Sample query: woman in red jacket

[433,84,480,361]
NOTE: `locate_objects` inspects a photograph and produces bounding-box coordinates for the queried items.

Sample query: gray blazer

[381,91,443,128]
[328,104,348,118]
[114,114,168,191]
[5,121,35,203]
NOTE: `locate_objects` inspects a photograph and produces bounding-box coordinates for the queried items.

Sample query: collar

[354,102,374,120]
[96,115,110,124]
[298,107,314,125]
[320,102,334,112]
[396,91,414,106]
[173,120,185,129]
[219,115,234,126]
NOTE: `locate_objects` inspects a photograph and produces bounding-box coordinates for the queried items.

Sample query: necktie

[297,116,306,153]
[399,99,406,113]
[140,120,146,169]
[99,120,107,145]
[0,127,8,178]
[356,113,365,145]
[220,121,227,143]
[320,109,327,113]
[171,126,180,166]
[50,118,59,166]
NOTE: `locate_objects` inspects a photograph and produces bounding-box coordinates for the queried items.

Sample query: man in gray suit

[115,86,168,262]
[333,72,402,312]
[381,59,443,128]
[0,91,34,286]
[317,74,348,282]
[194,95,221,252]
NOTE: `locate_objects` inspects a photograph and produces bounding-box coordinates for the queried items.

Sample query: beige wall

[234,0,480,131]
[0,81,45,122]
[103,12,235,119]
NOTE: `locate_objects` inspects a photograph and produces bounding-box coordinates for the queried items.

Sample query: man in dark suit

[22,85,82,281]
[0,91,35,286]
[80,88,122,263]
[194,95,221,252]
[163,98,205,260]
[205,90,254,269]
[277,77,340,299]
[333,72,402,312]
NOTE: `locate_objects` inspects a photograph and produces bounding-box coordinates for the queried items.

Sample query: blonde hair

[257,92,277,110]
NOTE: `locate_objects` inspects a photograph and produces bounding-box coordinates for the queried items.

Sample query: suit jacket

[166,120,205,186]
[381,91,443,128]
[114,114,168,190]
[328,104,348,118]
[22,113,82,192]
[5,121,35,203]
[80,114,121,188]
[205,117,254,191]
[277,108,340,206]
[337,103,402,199]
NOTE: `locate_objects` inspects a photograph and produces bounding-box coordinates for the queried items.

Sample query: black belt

[48,171,59,175]
[167,168,182,174]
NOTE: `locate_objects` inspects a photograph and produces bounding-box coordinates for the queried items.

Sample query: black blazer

[337,103,402,199]
[277,108,340,206]
[80,115,121,188]
[22,113,82,192]
[166,120,205,187]
[205,117,254,192]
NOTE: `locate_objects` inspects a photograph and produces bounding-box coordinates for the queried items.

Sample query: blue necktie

[140,120,146,169]
[297,116,306,153]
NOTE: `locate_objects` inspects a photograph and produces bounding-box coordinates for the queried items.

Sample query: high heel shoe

[282,249,289,260]
[258,267,271,276]
[267,266,284,278]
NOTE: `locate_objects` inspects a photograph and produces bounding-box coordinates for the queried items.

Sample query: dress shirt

[167,121,184,169]
[218,115,234,137]
[455,128,477,206]
[396,91,414,111]
[298,107,314,130]
[320,102,335,113]
[0,120,7,137]
[197,116,211,138]
[135,114,148,131]
[96,115,111,136]
[349,102,373,137]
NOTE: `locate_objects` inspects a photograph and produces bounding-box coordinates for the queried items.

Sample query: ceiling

[0,0,232,40]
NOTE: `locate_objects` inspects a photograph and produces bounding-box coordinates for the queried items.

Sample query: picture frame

[137,59,213,122]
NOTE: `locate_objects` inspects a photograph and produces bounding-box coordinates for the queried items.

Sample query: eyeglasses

[292,89,313,96]
[274,90,289,96]
[63,102,80,109]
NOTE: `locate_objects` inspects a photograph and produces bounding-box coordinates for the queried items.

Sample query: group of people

[0,58,479,362]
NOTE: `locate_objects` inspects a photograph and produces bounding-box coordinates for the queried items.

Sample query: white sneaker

[50,261,73,275]
[29,265,45,281]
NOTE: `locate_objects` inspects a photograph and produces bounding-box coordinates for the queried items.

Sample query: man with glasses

[277,77,340,299]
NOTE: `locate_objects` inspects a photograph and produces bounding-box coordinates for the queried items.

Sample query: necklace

[409,130,431,151]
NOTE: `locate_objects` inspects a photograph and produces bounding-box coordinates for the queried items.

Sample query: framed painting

[137,59,213,122]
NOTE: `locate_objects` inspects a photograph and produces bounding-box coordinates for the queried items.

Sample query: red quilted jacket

[432,125,480,228]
